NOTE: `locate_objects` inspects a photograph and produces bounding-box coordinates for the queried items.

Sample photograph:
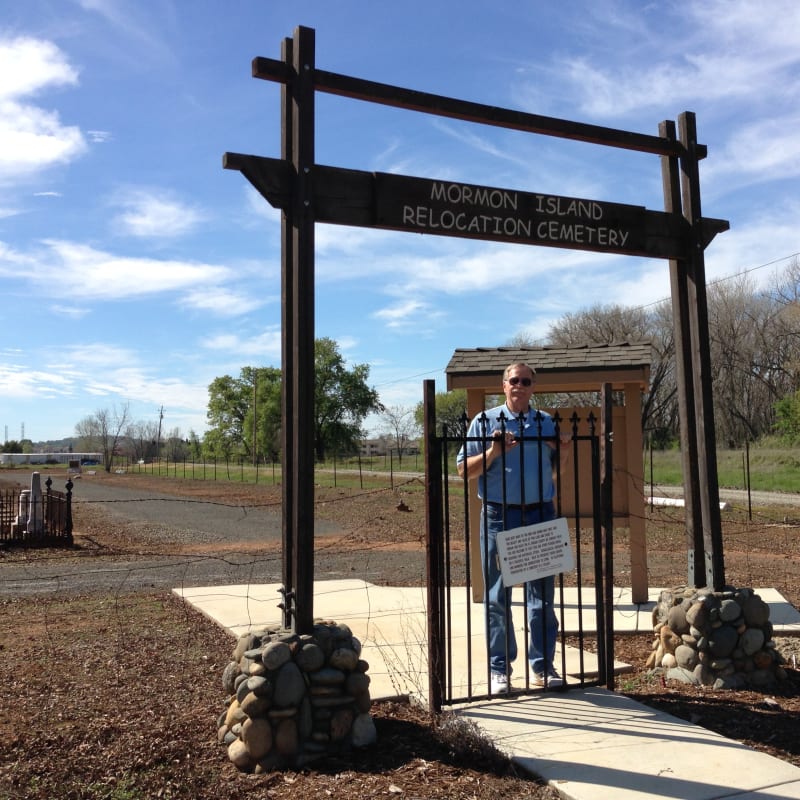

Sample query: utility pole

[253,371,258,467]
[156,406,164,465]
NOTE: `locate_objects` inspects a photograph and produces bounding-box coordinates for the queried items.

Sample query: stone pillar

[219,619,376,772]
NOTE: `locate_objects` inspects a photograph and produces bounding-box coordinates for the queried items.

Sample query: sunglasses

[505,376,533,386]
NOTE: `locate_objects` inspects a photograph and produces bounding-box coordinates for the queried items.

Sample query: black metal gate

[422,380,615,711]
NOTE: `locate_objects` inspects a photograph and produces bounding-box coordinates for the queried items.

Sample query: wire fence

[84,450,426,490]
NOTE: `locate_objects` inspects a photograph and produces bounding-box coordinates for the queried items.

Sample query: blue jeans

[481,501,558,676]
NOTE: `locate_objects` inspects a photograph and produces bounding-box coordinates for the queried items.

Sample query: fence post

[745,440,752,521]
[423,379,445,712]
[65,478,73,544]
[600,384,615,690]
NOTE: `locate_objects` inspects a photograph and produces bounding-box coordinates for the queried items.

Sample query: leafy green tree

[414,388,468,459]
[414,388,467,437]
[245,366,282,463]
[187,429,203,460]
[205,373,251,458]
[203,339,382,463]
[204,367,281,460]
[774,390,800,443]
[314,337,382,460]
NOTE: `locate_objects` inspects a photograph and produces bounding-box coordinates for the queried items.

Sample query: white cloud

[0,101,86,181]
[201,329,283,360]
[372,298,442,330]
[111,189,206,238]
[0,239,231,301]
[0,37,86,182]
[0,37,79,101]
[180,287,267,317]
[8,341,212,419]
[0,363,75,399]
[703,203,800,289]
[87,130,112,143]
[50,304,90,319]
[518,1,800,120]
[0,238,274,318]
[704,115,800,190]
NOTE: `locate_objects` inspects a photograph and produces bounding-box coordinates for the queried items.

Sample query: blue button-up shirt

[457,404,556,504]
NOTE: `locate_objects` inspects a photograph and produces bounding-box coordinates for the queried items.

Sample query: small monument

[27,471,44,537]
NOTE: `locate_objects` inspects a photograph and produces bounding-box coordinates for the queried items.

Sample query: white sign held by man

[496,517,573,586]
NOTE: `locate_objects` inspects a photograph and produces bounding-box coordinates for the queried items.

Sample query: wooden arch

[224,25,729,633]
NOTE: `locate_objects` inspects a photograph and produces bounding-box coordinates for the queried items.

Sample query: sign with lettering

[375,173,647,254]
[496,517,573,586]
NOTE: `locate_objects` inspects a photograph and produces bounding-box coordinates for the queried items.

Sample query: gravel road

[0,475,429,597]
[2,473,795,599]
[649,484,800,509]
[69,477,343,543]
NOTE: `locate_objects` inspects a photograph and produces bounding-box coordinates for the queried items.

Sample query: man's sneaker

[490,672,511,694]
[532,670,564,689]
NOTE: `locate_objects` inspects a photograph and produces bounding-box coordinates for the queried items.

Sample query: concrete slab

[458,689,800,800]
[176,579,632,700]
[176,580,799,702]
[177,580,800,800]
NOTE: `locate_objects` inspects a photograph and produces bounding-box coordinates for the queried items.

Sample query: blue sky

[1,0,798,444]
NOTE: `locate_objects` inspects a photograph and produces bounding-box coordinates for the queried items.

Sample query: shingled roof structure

[445,341,652,393]
[446,340,653,602]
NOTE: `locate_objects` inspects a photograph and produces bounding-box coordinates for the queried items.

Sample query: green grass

[647,446,800,493]
[6,442,798,495]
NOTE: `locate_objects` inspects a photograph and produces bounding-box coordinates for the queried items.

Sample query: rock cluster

[646,586,789,689]
[218,619,376,771]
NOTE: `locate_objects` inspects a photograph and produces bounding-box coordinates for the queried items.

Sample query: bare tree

[75,403,131,472]
[542,302,675,443]
[708,270,800,446]
[501,260,800,449]
[125,419,160,463]
[381,405,421,465]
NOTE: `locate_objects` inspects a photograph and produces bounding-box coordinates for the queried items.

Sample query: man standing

[457,362,563,693]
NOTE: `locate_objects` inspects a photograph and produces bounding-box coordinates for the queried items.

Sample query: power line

[373,251,800,394]
[636,251,800,311]
[373,368,444,389]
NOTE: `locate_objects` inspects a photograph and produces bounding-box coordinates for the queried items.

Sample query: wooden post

[659,118,706,586]
[279,35,295,630]
[423,379,444,712]
[289,25,316,634]
[600,384,615,689]
[678,112,725,591]
[623,383,648,602]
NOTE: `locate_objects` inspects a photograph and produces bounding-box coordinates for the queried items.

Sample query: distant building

[0,452,102,466]
[360,438,420,457]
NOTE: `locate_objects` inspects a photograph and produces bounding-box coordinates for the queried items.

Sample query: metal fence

[0,477,73,547]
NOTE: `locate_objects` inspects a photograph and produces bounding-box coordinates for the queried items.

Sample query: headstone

[28,472,44,535]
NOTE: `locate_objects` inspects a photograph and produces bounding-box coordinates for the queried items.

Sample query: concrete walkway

[176,580,800,799]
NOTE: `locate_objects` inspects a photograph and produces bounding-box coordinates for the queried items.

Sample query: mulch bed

[1,471,798,798]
